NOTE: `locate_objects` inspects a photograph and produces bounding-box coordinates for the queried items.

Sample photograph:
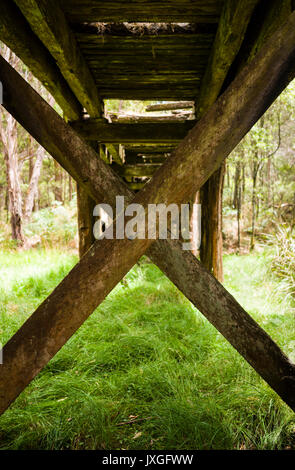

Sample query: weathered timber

[125,154,168,165]
[60,0,224,23]
[112,164,161,178]
[146,102,195,112]
[70,119,196,143]
[196,0,259,280]
[200,163,225,281]
[107,144,125,166]
[14,0,101,117]
[72,23,217,36]
[124,144,176,154]
[77,184,96,257]
[0,0,81,120]
[108,113,193,123]
[196,0,260,117]
[99,144,109,164]
[1,13,295,413]
[94,88,200,100]
[125,181,147,191]
[91,75,201,100]
[76,33,214,51]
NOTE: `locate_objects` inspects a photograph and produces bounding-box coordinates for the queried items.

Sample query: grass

[0,248,294,450]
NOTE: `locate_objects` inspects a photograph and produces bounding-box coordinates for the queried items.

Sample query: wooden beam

[1,12,295,414]
[70,119,196,143]
[112,164,161,178]
[126,181,147,191]
[124,144,176,154]
[14,0,101,117]
[196,0,259,280]
[0,0,81,120]
[60,0,224,23]
[106,144,125,166]
[125,154,168,165]
[146,102,195,112]
[196,0,260,117]
[99,144,109,164]
[248,0,293,63]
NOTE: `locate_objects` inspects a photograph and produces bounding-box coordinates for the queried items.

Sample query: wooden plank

[196,0,260,117]
[14,0,101,117]
[0,0,81,120]
[70,119,196,143]
[60,0,224,23]
[1,12,295,414]
[124,144,176,154]
[75,33,215,48]
[108,113,193,123]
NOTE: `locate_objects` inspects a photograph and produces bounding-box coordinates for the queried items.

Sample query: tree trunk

[24,146,44,222]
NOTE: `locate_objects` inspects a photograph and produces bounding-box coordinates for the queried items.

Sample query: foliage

[24,200,77,248]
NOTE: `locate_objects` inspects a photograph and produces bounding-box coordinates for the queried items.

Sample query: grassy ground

[0,248,294,450]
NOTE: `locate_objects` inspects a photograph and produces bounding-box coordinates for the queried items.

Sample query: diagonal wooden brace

[1,13,295,415]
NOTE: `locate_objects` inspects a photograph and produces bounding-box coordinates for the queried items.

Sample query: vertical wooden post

[200,163,225,282]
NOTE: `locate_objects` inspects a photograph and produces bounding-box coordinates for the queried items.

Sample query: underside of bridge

[0,0,295,415]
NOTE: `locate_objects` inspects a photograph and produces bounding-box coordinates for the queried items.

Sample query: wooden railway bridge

[0,0,295,415]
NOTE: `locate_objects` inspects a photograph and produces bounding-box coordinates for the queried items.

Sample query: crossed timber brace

[1,13,295,415]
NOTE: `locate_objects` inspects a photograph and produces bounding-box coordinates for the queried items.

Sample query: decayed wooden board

[60,0,224,23]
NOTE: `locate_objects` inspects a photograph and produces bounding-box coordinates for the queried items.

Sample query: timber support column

[77,185,96,257]
[196,0,260,281]
[200,163,225,281]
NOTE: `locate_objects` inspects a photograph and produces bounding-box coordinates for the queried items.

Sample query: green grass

[0,248,294,450]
